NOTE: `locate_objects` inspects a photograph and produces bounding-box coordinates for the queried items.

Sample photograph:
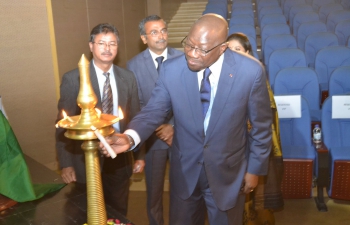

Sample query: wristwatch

[125,134,135,152]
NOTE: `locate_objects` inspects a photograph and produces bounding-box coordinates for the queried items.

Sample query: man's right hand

[61,167,76,184]
[99,133,130,157]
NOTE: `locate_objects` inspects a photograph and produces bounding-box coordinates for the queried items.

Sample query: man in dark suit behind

[101,14,272,225]
[126,15,183,225]
[55,23,144,216]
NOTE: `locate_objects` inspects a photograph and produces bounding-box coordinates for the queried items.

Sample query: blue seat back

[229,14,255,27]
[312,0,336,12]
[258,5,283,25]
[228,24,256,38]
[297,21,327,50]
[261,23,291,48]
[335,19,350,45]
[260,13,287,30]
[326,10,350,32]
[289,4,314,27]
[304,32,339,68]
[293,11,320,37]
[263,34,297,66]
[314,46,350,91]
[329,66,350,96]
[274,67,321,112]
[319,3,344,22]
[283,0,306,20]
[268,49,307,89]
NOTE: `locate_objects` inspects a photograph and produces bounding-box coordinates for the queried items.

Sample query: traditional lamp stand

[56,55,121,225]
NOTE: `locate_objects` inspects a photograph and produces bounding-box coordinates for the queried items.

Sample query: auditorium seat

[278,96,317,199]
[293,11,320,37]
[321,96,350,201]
[312,0,336,12]
[328,66,350,96]
[268,48,307,89]
[283,0,306,20]
[263,34,297,67]
[318,3,344,23]
[229,14,255,27]
[289,4,314,28]
[261,23,291,49]
[314,46,350,91]
[326,10,350,32]
[334,19,350,45]
[304,32,339,68]
[297,21,327,51]
[260,13,287,30]
[274,67,321,121]
[258,5,283,26]
[228,24,256,39]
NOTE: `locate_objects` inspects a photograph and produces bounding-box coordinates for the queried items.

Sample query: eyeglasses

[181,36,227,56]
[93,42,118,49]
[145,29,168,37]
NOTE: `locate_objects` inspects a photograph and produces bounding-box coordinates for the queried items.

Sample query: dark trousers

[169,166,245,225]
[145,148,169,225]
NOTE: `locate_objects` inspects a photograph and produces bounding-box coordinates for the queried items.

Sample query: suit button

[197,161,203,165]
[204,145,209,149]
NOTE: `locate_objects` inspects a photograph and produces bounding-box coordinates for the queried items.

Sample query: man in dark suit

[55,23,144,216]
[126,15,183,225]
[101,14,272,225]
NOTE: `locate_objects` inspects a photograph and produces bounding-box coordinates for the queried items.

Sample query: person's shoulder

[127,49,149,65]
[168,47,184,57]
[225,50,262,68]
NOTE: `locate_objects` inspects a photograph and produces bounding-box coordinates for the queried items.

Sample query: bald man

[100,14,272,225]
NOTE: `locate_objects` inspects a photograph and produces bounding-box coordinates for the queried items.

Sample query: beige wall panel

[0,0,58,168]
[51,0,91,81]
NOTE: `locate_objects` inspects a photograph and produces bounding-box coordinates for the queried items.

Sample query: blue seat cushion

[282,146,316,160]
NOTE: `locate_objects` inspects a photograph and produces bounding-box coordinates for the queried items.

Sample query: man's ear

[140,35,147,44]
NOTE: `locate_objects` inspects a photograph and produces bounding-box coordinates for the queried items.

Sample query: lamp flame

[95,108,101,118]
[118,107,124,119]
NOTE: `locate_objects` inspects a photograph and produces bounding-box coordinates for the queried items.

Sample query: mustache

[101,52,112,56]
[156,39,166,44]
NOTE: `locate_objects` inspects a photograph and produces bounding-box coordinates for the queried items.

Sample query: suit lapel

[113,66,127,131]
[205,52,238,139]
[90,63,102,109]
[184,68,205,134]
[143,49,158,84]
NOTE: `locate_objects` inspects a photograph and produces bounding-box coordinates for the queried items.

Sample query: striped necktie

[102,72,113,114]
[200,68,211,118]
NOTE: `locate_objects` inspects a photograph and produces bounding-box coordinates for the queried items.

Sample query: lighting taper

[56,54,121,225]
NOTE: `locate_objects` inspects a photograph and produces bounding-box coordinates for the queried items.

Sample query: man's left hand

[242,172,259,194]
[155,124,174,146]
[133,159,145,173]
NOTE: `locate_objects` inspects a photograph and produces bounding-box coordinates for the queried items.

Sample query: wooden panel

[331,161,350,200]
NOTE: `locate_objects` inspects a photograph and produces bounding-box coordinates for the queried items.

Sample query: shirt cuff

[124,129,141,150]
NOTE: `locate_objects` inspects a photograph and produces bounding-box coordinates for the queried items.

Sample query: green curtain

[0,111,65,202]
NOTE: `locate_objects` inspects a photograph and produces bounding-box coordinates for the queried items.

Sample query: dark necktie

[200,68,211,118]
[156,56,164,74]
[102,72,113,114]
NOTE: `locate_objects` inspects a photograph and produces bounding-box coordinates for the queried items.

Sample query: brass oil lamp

[56,54,121,225]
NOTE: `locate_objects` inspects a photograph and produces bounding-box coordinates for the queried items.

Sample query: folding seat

[297,21,327,51]
[274,67,321,121]
[228,24,256,39]
[257,0,280,14]
[304,32,339,68]
[314,46,350,92]
[312,0,336,12]
[292,11,320,37]
[318,3,344,23]
[340,0,350,9]
[231,6,254,18]
[261,23,291,49]
[283,0,306,20]
[321,96,350,200]
[326,10,350,32]
[268,48,307,89]
[229,14,255,27]
[263,34,297,67]
[258,5,283,26]
[328,66,350,96]
[289,4,314,28]
[277,96,317,198]
[348,36,350,47]
[260,14,287,30]
[335,19,350,45]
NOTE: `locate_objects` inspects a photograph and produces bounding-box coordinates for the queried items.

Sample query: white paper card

[332,96,350,119]
[274,95,301,118]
